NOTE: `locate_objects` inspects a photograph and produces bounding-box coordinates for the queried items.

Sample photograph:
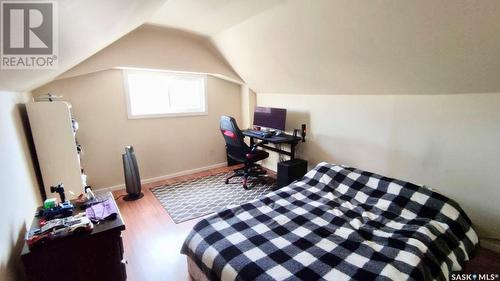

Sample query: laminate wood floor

[112,166,500,281]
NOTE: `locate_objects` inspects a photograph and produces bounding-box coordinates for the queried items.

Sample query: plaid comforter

[181,162,478,281]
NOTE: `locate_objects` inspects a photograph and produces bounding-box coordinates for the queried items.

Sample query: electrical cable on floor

[277,143,285,162]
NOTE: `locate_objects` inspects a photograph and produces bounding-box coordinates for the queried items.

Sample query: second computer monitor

[253,106,287,131]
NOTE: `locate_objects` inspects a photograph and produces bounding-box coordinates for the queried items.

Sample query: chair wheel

[225,179,229,184]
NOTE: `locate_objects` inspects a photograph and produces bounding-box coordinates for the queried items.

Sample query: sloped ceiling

[0,0,165,92]
[150,0,500,95]
[57,25,242,83]
[5,0,499,94]
[149,0,284,36]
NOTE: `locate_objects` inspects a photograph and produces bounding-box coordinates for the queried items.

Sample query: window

[123,70,207,118]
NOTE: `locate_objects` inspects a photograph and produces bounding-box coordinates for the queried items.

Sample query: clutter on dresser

[27,183,92,249]
[25,213,93,249]
[21,192,126,281]
[38,184,74,220]
[75,186,108,209]
[85,198,119,222]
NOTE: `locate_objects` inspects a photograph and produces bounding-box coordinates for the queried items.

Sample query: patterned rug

[151,172,276,223]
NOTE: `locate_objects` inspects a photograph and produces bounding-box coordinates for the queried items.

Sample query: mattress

[181,162,478,281]
[188,255,209,281]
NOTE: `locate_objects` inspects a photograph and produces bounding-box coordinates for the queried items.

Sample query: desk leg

[249,137,255,147]
[290,143,296,160]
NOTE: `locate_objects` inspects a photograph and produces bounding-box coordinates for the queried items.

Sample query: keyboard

[247,130,273,138]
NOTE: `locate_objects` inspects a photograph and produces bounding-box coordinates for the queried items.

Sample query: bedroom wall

[0,92,41,281]
[240,86,257,129]
[33,24,244,190]
[210,0,500,251]
[257,93,500,248]
[33,71,241,189]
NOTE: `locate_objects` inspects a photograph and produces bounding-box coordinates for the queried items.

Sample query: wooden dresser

[21,192,126,281]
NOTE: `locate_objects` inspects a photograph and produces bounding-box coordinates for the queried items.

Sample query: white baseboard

[98,162,227,192]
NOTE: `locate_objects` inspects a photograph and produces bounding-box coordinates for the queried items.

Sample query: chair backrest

[220,116,250,161]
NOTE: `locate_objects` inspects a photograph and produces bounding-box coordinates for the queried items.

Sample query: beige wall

[59,24,242,83]
[257,93,500,249]
[240,86,257,129]
[214,0,500,95]
[32,24,245,189]
[0,92,41,281]
[33,71,241,189]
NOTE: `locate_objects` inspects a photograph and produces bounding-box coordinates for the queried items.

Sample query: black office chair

[220,116,269,189]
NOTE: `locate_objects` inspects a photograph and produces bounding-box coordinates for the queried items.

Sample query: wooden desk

[21,192,126,281]
[242,130,302,159]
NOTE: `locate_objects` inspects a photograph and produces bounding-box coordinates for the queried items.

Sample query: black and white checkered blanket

[181,162,478,281]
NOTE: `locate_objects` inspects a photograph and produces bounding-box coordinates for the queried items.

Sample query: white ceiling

[0,0,165,92]
[3,0,499,94]
[150,0,500,95]
[148,0,283,36]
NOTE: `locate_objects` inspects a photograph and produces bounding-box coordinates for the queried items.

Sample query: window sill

[127,111,208,119]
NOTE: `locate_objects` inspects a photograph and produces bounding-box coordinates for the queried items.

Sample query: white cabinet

[26,101,87,200]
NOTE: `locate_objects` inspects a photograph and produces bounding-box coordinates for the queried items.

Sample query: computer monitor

[253,106,287,131]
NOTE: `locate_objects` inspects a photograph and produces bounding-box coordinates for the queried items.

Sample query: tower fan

[122,146,143,201]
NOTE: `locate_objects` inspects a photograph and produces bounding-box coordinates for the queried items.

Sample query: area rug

[151,172,276,223]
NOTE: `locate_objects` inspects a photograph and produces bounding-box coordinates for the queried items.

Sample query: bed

[181,162,478,281]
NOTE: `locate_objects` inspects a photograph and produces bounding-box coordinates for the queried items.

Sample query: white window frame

[123,69,208,119]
